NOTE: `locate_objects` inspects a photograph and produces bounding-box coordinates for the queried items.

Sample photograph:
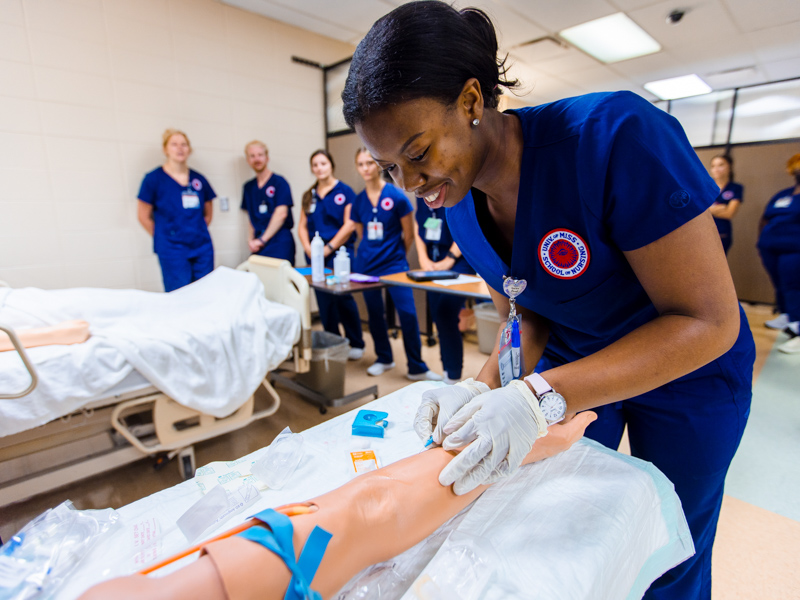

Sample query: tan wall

[0,0,354,290]
[696,141,800,304]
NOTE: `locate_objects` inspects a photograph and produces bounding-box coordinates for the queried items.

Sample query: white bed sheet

[56,382,693,600]
[0,267,301,438]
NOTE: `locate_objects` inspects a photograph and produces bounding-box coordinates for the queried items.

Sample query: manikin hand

[438,380,549,495]
[413,378,491,444]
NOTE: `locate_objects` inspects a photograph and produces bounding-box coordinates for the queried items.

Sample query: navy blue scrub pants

[363,287,428,375]
[315,290,365,350]
[157,242,214,292]
[428,291,466,380]
[581,332,754,600]
[759,247,800,322]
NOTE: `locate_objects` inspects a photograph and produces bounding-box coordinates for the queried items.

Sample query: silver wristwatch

[524,373,567,424]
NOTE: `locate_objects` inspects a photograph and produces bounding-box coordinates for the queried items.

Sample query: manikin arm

[0,320,90,352]
[79,412,595,600]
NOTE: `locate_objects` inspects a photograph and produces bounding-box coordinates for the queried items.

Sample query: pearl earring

[472,118,480,126]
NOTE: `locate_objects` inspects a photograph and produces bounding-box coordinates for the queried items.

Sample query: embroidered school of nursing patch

[539,229,590,279]
[191,178,202,191]
[334,193,346,205]
[380,197,394,211]
[266,185,276,197]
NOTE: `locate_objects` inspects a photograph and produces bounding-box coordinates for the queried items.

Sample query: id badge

[258,203,268,214]
[182,191,200,209]
[308,201,317,214]
[775,197,792,209]
[424,217,442,241]
[367,220,384,241]
[498,322,514,387]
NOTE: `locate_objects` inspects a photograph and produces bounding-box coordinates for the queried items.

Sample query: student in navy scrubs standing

[241,141,296,264]
[297,149,365,360]
[137,129,215,292]
[351,148,441,380]
[708,154,743,254]
[758,153,800,352]
[342,3,755,599]
[413,196,474,384]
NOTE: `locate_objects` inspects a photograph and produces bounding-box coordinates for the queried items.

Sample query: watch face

[540,393,567,423]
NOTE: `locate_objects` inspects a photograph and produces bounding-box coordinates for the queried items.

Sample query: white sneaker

[443,376,460,385]
[348,347,365,361]
[765,313,790,330]
[787,321,800,336]
[367,361,395,376]
[777,336,800,354]
[406,370,444,382]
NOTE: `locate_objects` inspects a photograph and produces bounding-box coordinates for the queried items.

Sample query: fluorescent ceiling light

[644,74,712,100]
[559,13,660,64]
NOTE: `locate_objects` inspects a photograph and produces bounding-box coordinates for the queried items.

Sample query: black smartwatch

[446,251,459,260]
[326,243,334,251]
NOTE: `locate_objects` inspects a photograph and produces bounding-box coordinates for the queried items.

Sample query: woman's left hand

[438,380,548,495]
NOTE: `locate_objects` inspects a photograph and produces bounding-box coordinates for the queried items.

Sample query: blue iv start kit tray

[351,410,389,438]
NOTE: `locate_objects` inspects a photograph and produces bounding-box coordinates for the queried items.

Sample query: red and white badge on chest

[191,178,202,191]
[334,193,346,205]
[380,197,394,211]
[538,229,590,279]
[266,186,276,198]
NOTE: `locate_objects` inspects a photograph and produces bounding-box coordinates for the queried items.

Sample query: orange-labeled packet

[350,450,379,474]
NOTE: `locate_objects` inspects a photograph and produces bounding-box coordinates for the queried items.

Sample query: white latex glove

[438,380,549,495]
[413,378,491,444]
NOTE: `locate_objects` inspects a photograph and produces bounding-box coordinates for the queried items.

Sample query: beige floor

[1,304,798,598]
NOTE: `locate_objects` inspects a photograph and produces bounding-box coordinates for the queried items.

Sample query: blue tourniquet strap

[237,508,332,600]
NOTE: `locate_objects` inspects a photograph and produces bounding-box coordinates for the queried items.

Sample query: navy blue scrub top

[713,182,743,239]
[351,183,412,275]
[758,186,800,252]
[448,91,727,365]
[415,198,474,275]
[305,180,357,252]
[138,167,215,253]
[241,173,294,238]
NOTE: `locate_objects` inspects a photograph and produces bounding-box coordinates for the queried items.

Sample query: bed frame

[0,259,312,507]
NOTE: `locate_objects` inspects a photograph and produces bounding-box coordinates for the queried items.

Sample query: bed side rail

[0,322,38,399]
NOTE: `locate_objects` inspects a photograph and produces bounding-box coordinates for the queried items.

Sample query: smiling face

[355,94,483,210]
[164,134,190,163]
[310,152,334,181]
[246,144,268,173]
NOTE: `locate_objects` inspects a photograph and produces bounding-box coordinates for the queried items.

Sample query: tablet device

[406,270,460,282]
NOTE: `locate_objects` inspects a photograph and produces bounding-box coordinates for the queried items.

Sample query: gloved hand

[438,380,549,495]
[413,378,491,444]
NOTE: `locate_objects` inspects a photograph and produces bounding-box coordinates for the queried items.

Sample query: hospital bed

[0,263,312,507]
[52,381,694,600]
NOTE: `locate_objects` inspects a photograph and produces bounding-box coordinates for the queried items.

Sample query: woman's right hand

[418,256,435,271]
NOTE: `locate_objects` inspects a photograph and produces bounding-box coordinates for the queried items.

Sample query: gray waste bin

[295,331,350,400]
[474,302,504,355]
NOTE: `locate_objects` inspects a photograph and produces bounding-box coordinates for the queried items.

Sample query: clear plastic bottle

[311,231,325,282]
[334,246,350,287]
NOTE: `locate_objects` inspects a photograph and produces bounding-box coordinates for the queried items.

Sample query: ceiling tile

[723,0,800,34]
[499,0,618,33]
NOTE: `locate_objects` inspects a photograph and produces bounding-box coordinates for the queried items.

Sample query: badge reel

[258,202,268,214]
[182,190,200,210]
[498,276,526,387]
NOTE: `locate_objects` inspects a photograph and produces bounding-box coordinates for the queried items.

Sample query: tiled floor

[1,303,798,598]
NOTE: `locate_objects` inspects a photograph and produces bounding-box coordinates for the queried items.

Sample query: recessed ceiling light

[559,13,661,64]
[643,74,712,100]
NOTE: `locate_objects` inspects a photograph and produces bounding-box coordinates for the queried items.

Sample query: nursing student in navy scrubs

[708,154,743,254]
[137,129,215,292]
[351,148,441,380]
[297,149,365,359]
[241,140,296,264]
[758,153,800,353]
[342,3,754,599]
[413,196,474,384]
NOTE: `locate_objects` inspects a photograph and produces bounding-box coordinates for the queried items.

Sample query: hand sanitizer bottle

[311,232,325,282]
[334,246,350,287]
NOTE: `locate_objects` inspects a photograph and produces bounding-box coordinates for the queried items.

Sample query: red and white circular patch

[191,178,202,191]
[266,185,276,198]
[538,229,590,279]
[334,193,346,205]
[722,190,734,200]
[380,197,394,211]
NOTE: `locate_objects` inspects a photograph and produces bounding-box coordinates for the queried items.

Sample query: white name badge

[774,197,792,209]
[367,220,384,241]
[308,202,317,214]
[258,203,268,214]
[182,192,200,209]
[424,217,442,241]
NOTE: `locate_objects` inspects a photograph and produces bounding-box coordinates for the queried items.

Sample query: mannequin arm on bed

[80,412,597,600]
[0,320,90,352]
